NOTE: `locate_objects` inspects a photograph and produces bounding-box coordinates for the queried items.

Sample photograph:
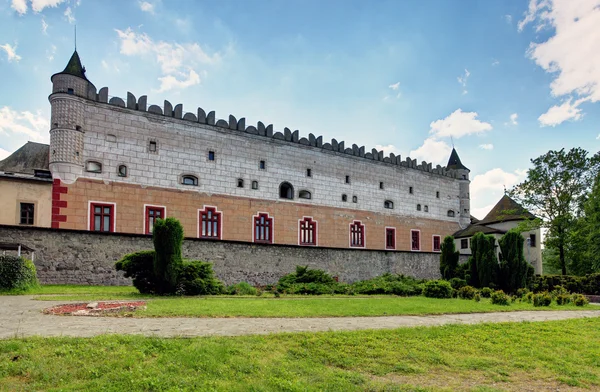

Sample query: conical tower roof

[60,50,88,80]
[446,148,469,171]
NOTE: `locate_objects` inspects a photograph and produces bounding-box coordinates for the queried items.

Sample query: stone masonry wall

[0,225,467,286]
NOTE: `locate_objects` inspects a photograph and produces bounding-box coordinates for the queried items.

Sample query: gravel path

[1,296,599,339]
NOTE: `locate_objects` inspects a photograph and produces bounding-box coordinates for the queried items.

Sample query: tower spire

[74,25,77,51]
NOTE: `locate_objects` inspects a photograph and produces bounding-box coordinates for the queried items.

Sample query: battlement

[67,86,460,179]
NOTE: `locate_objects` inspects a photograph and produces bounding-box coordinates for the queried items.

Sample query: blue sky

[1,0,599,218]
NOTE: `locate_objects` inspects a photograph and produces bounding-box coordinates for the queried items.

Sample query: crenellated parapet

[94,87,459,178]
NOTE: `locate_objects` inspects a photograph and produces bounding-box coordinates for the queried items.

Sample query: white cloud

[408,138,452,166]
[519,0,600,126]
[457,68,470,94]
[471,203,497,221]
[470,168,528,219]
[32,0,66,12]
[41,18,48,35]
[115,28,222,91]
[479,144,494,150]
[388,82,400,91]
[492,59,500,66]
[429,109,492,139]
[505,112,519,126]
[505,14,513,24]
[0,106,49,145]
[47,44,56,62]
[375,144,402,157]
[64,6,75,24]
[538,99,584,127]
[0,147,11,161]
[139,1,154,13]
[11,0,27,14]
[156,69,201,93]
[0,43,22,62]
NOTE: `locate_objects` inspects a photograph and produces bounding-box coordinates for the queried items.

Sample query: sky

[0,0,599,219]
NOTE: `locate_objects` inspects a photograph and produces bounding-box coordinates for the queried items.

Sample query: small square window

[67,88,74,95]
[259,160,266,170]
[409,186,413,194]
[379,182,384,190]
[461,239,469,249]
[345,175,350,184]
[306,168,312,177]
[208,151,215,161]
[149,141,157,152]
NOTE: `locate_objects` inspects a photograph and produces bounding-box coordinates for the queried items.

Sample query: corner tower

[447,148,471,228]
[48,50,96,184]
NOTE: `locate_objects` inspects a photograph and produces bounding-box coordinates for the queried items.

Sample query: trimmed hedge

[531,273,600,295]
[0,255,39,292]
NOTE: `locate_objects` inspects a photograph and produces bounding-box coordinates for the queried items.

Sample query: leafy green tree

[510,148,600,275]
[569,173,600,274]
[439,236,460,279]
[498,230,529,292]
[468,232,498,288]
[153,217,184,294]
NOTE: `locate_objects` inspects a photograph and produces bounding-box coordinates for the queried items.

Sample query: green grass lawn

[1,318,599,391]
[1,285,139,296]
[39,294,593,318]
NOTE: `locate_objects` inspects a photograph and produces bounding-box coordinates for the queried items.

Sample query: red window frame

[199,207,222,239]
[350,220,365,248]
[385,228,396,250]
[254,213,273,243]
[90,203,114,232]
[411,230,420,251]
[433,235,441,252]
[145,206,165,235]
[299,217,317,246]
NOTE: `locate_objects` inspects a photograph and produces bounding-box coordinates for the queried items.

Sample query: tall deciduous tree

[510,148,600,275]
[569,173,600,274]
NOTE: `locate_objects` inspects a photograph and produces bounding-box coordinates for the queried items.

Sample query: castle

[44,50,470,253]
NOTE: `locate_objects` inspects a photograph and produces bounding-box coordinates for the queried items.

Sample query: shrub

[0,255,39,292]
[449,278,467,290]
[177,261,224,296]
[533,292,552,307]
[490,290,510,306]
[469,232,499,288]
[423,280,453,299]
[283,283,336,295]
[457,285,477,300]
[474,292,481,302]
[515,288,529,298]
[350,274,424,296]
[277,266,336,292]
[153,217,184,294]
[440,236,460,280]
[524,291,534,303]
[227,282,257,296]
[555,294,571,305]
[480,287,493,298]
[572,294,589,307]
[115,250,156,294]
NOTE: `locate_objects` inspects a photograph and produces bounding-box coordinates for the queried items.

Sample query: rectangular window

[200,207,222,239]
[20,203,34,225]
[254,213,273,243]
[345,175,350,184]
[411,230,420,251]
[149,141,157,152]
[259,160,266,170]
[208,151,215,161]
[90,203,114,232]
[306,168,312,177]
[385,228,395,250]
[409,186,413,194]
[145,206,165,235]
[529,234,537,247]
[380,182,384,190]
[299,217,317,246]
[436,191,440,198]
[350,221,365,247]
[461,238,468,249]
[433,235,441,252]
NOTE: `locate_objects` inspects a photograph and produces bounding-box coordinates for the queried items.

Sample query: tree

[498,230,529,293]
[439,236,460,279]
[569,173,600,274]
[510,148,600,275]
[467,232,498,288]
[153,217,184,294]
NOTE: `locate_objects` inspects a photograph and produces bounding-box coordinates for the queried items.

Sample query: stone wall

[0,225,467,286]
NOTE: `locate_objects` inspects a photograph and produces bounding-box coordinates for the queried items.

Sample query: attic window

[384,200,393,209]
[447,210,455,217]
[118,165,127,177]
[85,161,102,173]
[67,88,74,95]
[299,190,312,199]
[182,175,198,186]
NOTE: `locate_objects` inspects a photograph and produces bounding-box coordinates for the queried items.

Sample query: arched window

[384,200,394,209]
[342,194,347,202]
[279,182,294,199]
[252,180,258,190]
[299,190,311,199]
[424,205,429,212]
[237,178,244,188]
[417,204,421,211]
[118,165,127,177]
[86,161,102,173]
[181,175,198,186]
[352,196,358,203]
[447,210,455,217]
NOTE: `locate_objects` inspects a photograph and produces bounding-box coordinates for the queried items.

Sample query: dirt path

[1,296,599,339]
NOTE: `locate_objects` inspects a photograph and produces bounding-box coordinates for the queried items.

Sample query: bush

[350,274,424,296]
[177,261,224,296]
[533,292,552,307]
[153,217,184,294]
[226,282,257,296]
[115,250,156,294]
[474,292,481,302]
[480,287,493,298]
[524,291,534,303]
[529,274,600,295]
[490,290,510,306]
[449,278,467,290]
[423,280,453,299]
[572,294,589,307]
[283,283,337,295]
[457,285,477,300]
[277,266,337,293]
[515,288,529,298]
[0,255,39,292]
[555,294,571,305]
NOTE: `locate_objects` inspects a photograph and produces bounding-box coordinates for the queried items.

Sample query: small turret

[48,50,96,184]
[446,148,470,228]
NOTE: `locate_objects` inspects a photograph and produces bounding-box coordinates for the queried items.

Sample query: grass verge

[1,285,139,296]
[37,295,592,318]
[1,318,599,391]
